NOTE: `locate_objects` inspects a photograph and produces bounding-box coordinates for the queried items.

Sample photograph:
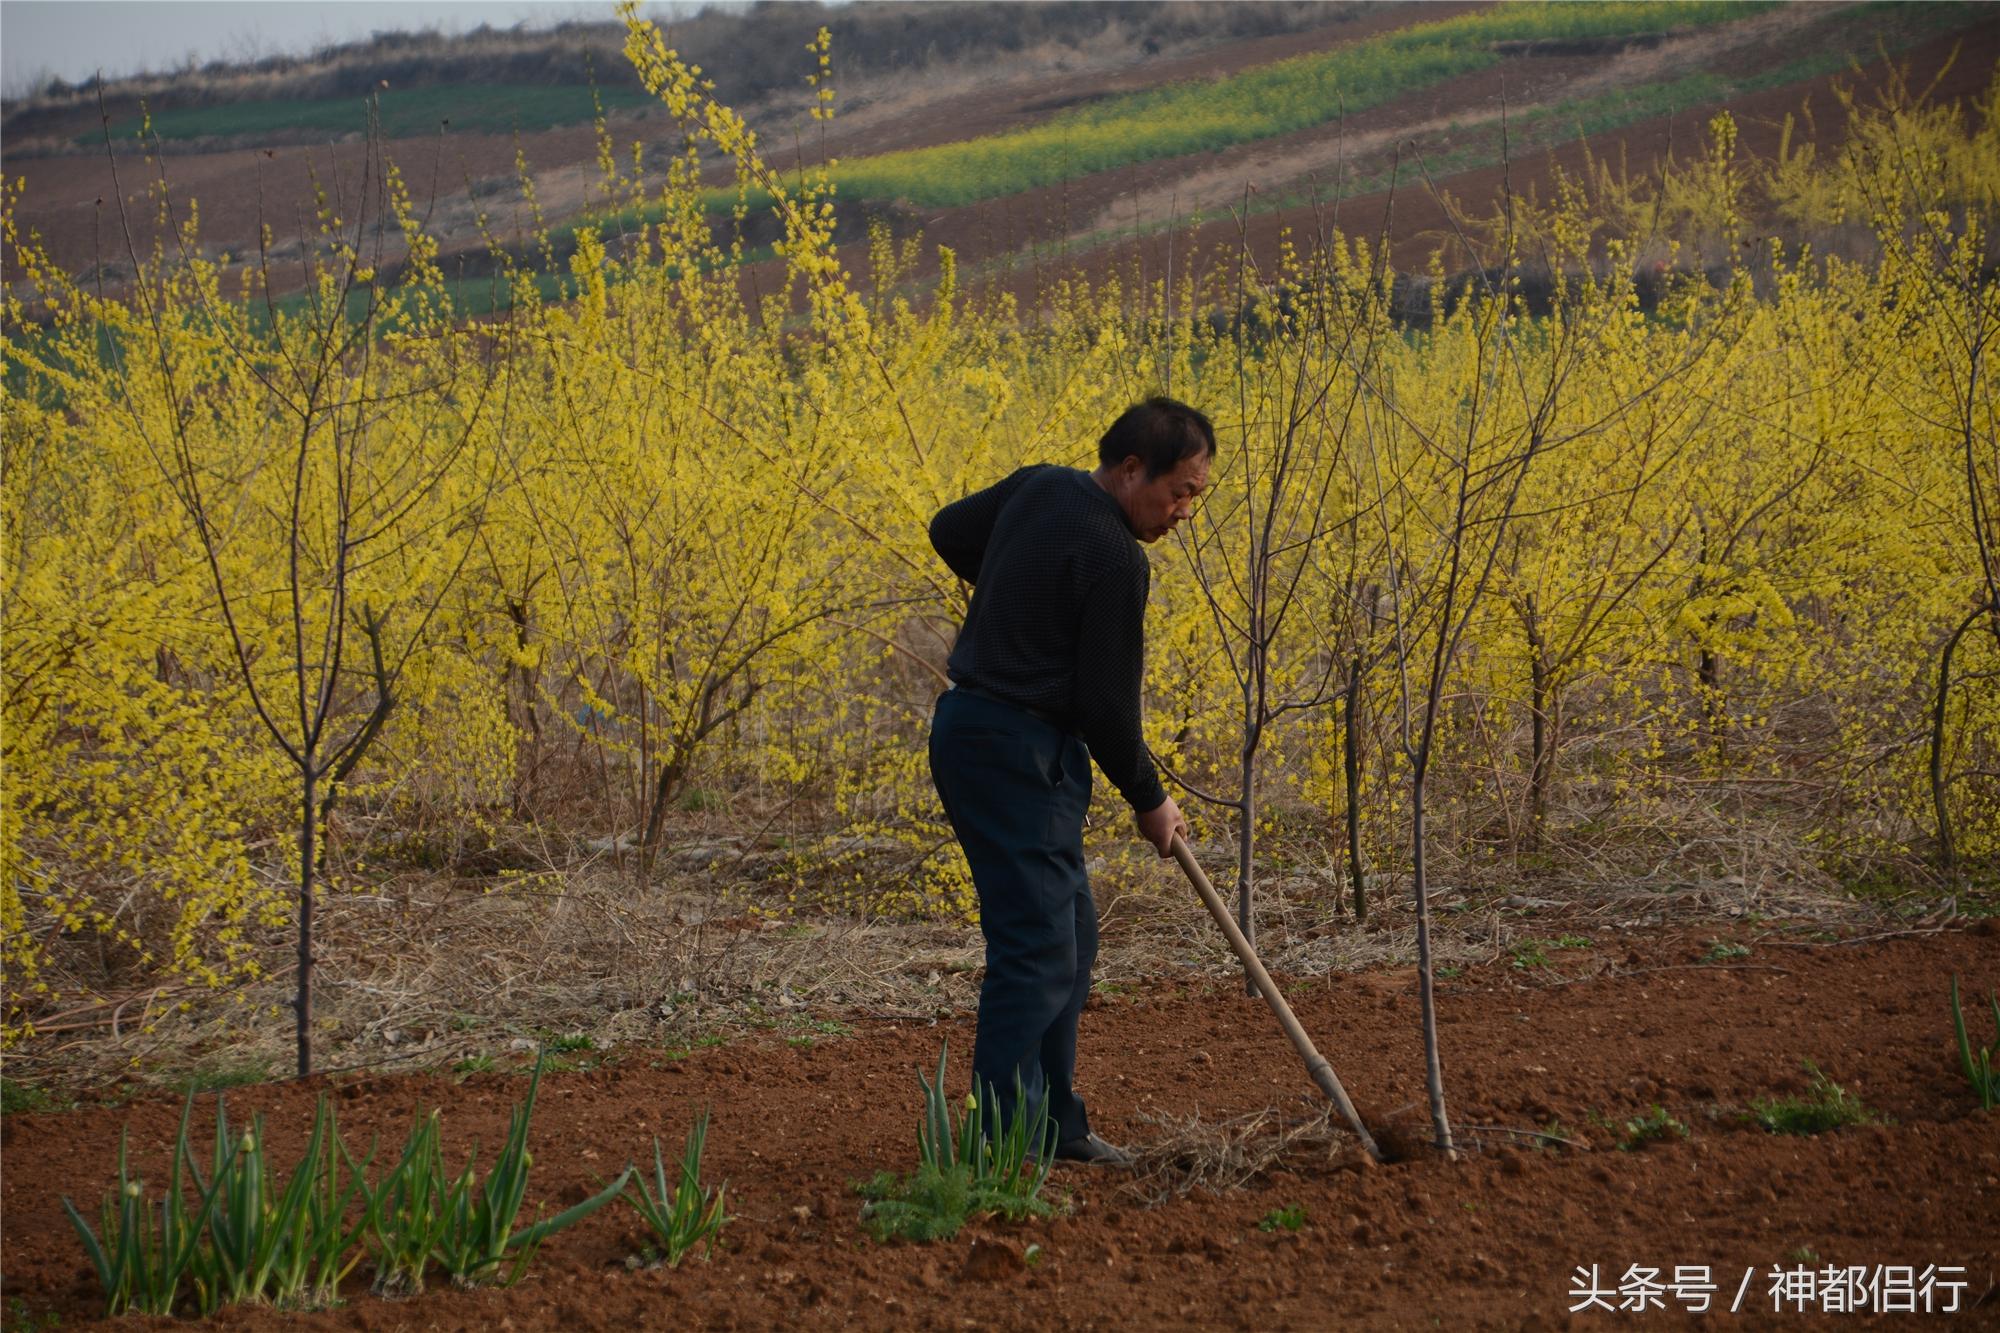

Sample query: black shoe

[1052,1132,1133,1167]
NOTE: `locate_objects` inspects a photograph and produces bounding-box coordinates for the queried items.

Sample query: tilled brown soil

[4,923,1996,1329]
[910,17,2000,311]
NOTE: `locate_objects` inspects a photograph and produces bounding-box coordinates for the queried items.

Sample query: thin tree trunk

[1524,594,1550,849]
[1931,602,1990,873]
[1698,646,1723,753]
[1411,769,1453,1155]
[1344,653,1367,920]
[507,598,541,819]
[641,747,690,874]
[1238,470,1263,995]
[297,765,316,1079]
[1238,722,1258,996]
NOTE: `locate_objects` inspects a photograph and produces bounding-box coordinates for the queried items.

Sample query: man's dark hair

[1097,396,1216,479]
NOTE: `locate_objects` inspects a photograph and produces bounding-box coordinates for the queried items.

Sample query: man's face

[1118,450,1210,543]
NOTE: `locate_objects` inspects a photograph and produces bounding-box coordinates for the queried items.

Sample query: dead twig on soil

[1532,962,1794,988]
[1459,1124,1584,1150]
[1762,926,1957,947]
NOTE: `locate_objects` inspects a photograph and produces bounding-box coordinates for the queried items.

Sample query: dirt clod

[960,1237,1024,1282]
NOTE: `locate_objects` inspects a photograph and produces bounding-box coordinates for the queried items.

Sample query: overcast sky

[1,1,727,97]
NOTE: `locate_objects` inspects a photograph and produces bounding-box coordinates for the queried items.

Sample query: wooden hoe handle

[1169,833,1386,1164]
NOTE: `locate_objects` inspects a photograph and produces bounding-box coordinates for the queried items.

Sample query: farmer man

[927,396,1212,1166]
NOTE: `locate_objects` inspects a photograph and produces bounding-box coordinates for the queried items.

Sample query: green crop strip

[89,83,653,145]
[1032,0,1993,266]
[714,2,1766,212]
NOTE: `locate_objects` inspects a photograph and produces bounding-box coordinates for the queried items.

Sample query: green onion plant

[365,1052,633,1293]
[859,1041,1058,1241]
[61,1095,230,1317]
[364,1107,452,1297]
[195,1096,373,1308]
[627,1107,730,1266]
[1951,974,2000,1110]
[66,1049,636,1315]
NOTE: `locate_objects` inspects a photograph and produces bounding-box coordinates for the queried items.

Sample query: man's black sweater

[929,464,1167,813]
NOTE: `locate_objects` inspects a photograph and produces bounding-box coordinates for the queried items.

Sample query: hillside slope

[3,1,1992,310]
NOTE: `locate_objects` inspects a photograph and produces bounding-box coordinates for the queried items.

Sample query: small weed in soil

[1,1077,69,1115]
[1703,940,1752,962]
[1749,1062,1878,1135]
[1259,1204,1307,1233]
[1617,1105,1688,1150]
[1511,941,1551,970]
[802,1018,854,1037]
[1530,1118,1574,1152]
[454,1054,496,1079]
[545,1032,594,1053]
[1949,975,2000,1110]
[5,1296,60,1331]
[858,1044,1057,1242]
[1511,936,1589,970]
[626,1107,729,1268]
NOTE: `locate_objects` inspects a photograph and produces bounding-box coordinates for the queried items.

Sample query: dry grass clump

[4,766,1966,1097]
[1,832,986,1093]
[1123,1105,1348,1204]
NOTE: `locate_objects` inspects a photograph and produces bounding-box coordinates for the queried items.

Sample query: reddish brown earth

[901,19,2000,311]
[1145,16,2000,277]
[666,14,2000,320]
[5,922,1996,1329]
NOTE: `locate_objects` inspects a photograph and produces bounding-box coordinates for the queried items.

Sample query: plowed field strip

[2,925,1995,1328]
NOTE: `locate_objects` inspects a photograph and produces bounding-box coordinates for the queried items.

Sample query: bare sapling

[104,99,504,1076]
[1347,118,1660,1154]
[1344,157,1550,1157]
[1340,580,1383,918]
[1341,95,1756,1153]
[1167,171,1398,986]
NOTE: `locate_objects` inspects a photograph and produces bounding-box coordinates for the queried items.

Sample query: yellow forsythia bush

[2,25,1994,1038]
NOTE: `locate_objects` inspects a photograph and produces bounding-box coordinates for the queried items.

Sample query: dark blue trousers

[927,687,1097,1145]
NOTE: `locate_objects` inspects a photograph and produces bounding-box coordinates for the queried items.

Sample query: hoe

[1169,833,1388,1164]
